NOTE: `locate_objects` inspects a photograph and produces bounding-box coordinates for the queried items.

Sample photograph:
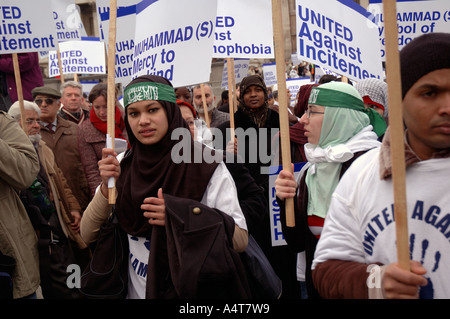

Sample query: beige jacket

[0,112,40,298]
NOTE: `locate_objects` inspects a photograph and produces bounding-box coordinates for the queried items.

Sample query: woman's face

[175,87,192,104]
[299,104,325,145]
[126,100,169,145]
[92,95,108,122]
[179,105,197,140]
[243,85,265,110]
[364,102,384,117]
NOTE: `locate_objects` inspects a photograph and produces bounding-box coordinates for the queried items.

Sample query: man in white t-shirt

[311,33,450,299]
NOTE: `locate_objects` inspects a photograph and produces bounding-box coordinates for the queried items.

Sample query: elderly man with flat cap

[32,86,90,212]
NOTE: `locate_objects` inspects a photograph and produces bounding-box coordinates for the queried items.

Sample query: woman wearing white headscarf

[274,81,385,298]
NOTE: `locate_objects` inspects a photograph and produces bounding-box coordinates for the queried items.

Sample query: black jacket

[216,108,280,194]
[146,194,251,299]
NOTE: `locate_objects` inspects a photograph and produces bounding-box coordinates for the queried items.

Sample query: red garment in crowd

[0,53,44,102]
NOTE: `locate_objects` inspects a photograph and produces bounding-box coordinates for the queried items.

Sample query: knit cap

[400,32,450,98]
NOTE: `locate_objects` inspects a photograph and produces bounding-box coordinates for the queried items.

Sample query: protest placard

[132,0,217,88]
[268,163,306,246]
[0,0,57,54]
[368,0,450,61]
[295,0,384,82]
[262,63,278,88]
[221,59,249,89]
[52,0,87,42]
[262,64,312,106]
[286,77,314,107]
[97,0,138,87]
[213,0,274,59]
[48,38,105,77]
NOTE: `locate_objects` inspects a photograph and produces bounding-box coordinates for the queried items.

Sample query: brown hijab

[115,75,219,236]
[238,75,269,128]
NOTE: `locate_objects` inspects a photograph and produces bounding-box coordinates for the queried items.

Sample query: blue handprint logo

[410,234,441,299]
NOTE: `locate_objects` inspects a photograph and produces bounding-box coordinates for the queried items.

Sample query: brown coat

[40,116,90,211]
[37,140,87,249]
[78,120,105,198]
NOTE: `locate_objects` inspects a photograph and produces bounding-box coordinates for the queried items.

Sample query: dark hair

[88,83,108,103]
[318,74,337,84]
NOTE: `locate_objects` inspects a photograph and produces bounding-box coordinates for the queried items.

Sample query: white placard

[96,0,139,87]
[268,163,306,247]
[286,77,314,107]
[296,0,384,81]
[132,0,217,88]
[213,0,274,59]
[221,59,250,89]
[0,0,57,54]
[262,63,278,88]
[368,0,450,61]
[48,39,105,77]
[52,0,87,42]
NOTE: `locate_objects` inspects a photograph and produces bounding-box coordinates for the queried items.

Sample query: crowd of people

[0,32,449,300]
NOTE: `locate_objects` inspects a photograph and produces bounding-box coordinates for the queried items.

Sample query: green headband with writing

[308,86,387,137]
[124,82,177,107]
[308,87,365,111]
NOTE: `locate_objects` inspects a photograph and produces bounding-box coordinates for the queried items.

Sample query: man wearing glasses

[31,86,90,214]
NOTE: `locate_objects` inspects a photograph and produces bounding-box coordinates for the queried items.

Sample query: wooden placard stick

[200,83,210,128]
[107,0,118,204]
[230,59,238,114]
[56,42,65,84]
[272,0,294,227]
[226,58,235,140]
[383,0,410,271]
[12,54,26,132]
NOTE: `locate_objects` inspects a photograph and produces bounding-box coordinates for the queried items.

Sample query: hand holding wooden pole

[107,0,118,204]
[272,0,295,226]
[383,0,410,271]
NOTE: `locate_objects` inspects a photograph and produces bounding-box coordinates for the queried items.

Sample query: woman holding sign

[275,81,383,298]
[80,75,249,299]
[311,33,450,299]
[78,83,129,198]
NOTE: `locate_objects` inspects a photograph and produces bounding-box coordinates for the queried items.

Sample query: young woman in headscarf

[275,81,384,299]
[80,75,247,299]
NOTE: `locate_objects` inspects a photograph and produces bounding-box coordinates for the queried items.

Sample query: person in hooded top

[80,75,247,299]
[275,81,383,298]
